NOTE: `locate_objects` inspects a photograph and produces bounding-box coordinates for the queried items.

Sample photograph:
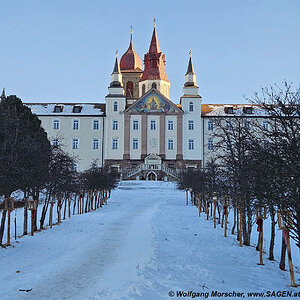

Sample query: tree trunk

[279,233,287,270]
[63,197,67,220]
[73,194,77,215]
[84,194,88,213]
[0,209,7,246]
[217,204,221,225]
[237,207,240,241]
[268,207,276,261]
[23,198,28,235]
[221,207,224,228]
[40,192,51,230]
[231,207,236,235]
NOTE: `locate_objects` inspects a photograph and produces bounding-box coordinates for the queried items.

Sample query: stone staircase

[122,163,179,180]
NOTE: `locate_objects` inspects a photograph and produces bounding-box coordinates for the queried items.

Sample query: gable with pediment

[126,89,182,114]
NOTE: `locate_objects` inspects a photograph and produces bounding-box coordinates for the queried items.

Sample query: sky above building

[0,0,299,104]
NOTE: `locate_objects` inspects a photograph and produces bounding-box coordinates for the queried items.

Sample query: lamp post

[28,200,37,236]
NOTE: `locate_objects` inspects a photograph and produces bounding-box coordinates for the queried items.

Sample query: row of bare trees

[0,95,119,246]
[177,82,300,272]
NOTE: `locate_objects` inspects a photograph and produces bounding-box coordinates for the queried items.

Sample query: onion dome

[120,31,143,71]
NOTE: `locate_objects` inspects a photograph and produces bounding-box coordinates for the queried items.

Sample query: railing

[123,163,179,180]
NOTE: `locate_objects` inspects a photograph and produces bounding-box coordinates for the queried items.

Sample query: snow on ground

[0,181,299,300]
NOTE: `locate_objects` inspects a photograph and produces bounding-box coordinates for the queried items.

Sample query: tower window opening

[142,84,146,95]
[152,83,157,89]
[189,102,194,112]
[126,81,134,97]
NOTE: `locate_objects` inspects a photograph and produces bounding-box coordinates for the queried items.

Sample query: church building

[19,24,262,181]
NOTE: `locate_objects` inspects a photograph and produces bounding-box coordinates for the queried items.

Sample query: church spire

[184,50,197,87]
[148,20,161,54]
[110,51,123,88]
[120,28,142,71]
[186,50,195,75]
[1,88,6,103]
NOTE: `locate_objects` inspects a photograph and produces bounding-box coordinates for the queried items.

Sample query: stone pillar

[123,113,130,160]
[159,114,166,159]
[176,115,183,160]
[141,115,147,159]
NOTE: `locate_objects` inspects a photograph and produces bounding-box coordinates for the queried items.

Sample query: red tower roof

[140,26,169,82]
[120,32,143,71]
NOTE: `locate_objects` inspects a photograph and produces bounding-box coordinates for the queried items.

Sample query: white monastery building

[19,25,262,181]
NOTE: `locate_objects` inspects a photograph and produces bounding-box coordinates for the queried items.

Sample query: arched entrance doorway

[147,172,157,181]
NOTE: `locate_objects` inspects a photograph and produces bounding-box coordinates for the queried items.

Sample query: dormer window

[243,106,253,114]
[224,106,234,114]
[73,105,82,113]
[54,105,63,113]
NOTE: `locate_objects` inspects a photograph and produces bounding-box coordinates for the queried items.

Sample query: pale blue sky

[0,0,299,104]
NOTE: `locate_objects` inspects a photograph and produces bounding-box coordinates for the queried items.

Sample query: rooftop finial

[115,50,118,57]
[130,25,133,35]
[154,17,156,28]
[189,49,192,57]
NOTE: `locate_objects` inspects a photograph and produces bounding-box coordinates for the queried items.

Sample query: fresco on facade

[131,91,176,113]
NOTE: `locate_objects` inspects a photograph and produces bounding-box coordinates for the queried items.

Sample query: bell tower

[120,29,143,104]
[139,21,170,99]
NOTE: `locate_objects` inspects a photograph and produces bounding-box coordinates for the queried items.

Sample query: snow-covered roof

[25,103,105,116]
[201,104,268,117]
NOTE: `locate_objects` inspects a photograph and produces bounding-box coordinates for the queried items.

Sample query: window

[112,138,118,150]
[262,120,269,130]
[112,120,118,130]
[53,119,59,130]
[126,81,134,97]
[142,84,146,95]
[244,120,251,130]
[168,163,175,169]
[150,120,156,130]
[152,82,157,89]
[243,106,253,114]
[73,120,79,130]
[73,105,82,113]
[168,120,174,130]
[189,102,194,112]
[133,120,139,130]
[93,120,99,130]
[51,138,59,147]
[72,138,79,149]
[226,120,232,130]
[208,120,213,131]
[208,138,213,150]
[188,120,194,130]
[188,139,194,150]
[225,106,234,114]
[73,163,78,172]
[132,138,138,150]
[113,101,118,112]
[54,105,63,113]
[168,139,174,150]
[93,139,99,149]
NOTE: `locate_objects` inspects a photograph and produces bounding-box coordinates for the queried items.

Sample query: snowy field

[0,181,299,300]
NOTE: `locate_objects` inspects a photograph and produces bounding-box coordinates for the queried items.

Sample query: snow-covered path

[0,181,299,300]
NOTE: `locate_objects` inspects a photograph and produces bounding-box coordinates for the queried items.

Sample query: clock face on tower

[130,91,176,113]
